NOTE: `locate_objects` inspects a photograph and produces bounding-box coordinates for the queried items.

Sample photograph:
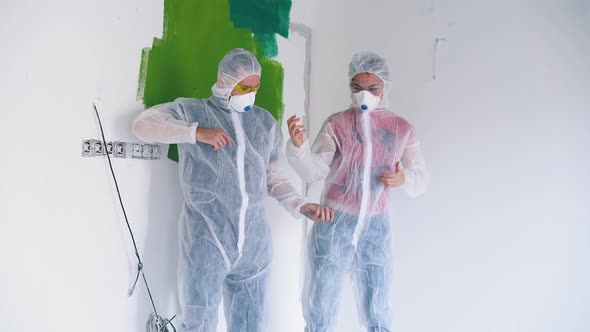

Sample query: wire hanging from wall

[93,103,176,332]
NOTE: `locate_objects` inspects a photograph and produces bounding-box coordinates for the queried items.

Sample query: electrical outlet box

[83,139,159,160]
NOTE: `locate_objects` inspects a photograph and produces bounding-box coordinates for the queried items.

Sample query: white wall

[0,1,168,331]
[1,0,589,332]
[308,0,590,331]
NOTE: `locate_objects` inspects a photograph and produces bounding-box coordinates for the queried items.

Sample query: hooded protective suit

[286,52,429,332]
[132,49,305,332]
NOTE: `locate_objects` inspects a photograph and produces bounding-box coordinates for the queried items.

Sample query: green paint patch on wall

[229,0,292,57]
[229,0,291,36]
[138,0,289,161]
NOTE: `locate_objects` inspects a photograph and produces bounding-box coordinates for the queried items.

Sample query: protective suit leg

[177,219,227,330]
[223,205,273,332]
[304,211,356,332]
[354,214,393,332]
[223,266,270,331]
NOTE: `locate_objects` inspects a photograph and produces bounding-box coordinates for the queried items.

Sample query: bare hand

[287,115,306,148]
[300,203,334,222]
[195,128,233,151]
[379,162,405,188]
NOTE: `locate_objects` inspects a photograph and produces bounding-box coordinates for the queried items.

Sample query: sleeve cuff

[292,199,306,220]
[401,169,413,188]
[286,138,309,159]
[187,122,198,144]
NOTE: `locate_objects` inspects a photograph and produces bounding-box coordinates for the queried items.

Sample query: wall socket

[82,139,160,160]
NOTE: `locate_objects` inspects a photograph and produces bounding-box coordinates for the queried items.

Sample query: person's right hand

[300,203,334,222]
[195,127,233,151]
[287,115,306,148]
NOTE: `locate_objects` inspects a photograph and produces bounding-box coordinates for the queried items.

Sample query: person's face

[350,72,384,97]
[231,75,261,96]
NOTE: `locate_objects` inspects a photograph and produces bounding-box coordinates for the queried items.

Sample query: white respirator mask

[229,92,257,113]
[352,90,382,112]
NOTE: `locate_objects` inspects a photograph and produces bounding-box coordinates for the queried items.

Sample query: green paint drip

[254,32,279,58]
[138,0,290,162]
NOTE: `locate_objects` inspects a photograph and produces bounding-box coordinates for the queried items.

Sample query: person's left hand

[300,203,334,222]
[379,162,405,188]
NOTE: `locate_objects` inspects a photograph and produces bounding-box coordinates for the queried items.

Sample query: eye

[350,84,363,92]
